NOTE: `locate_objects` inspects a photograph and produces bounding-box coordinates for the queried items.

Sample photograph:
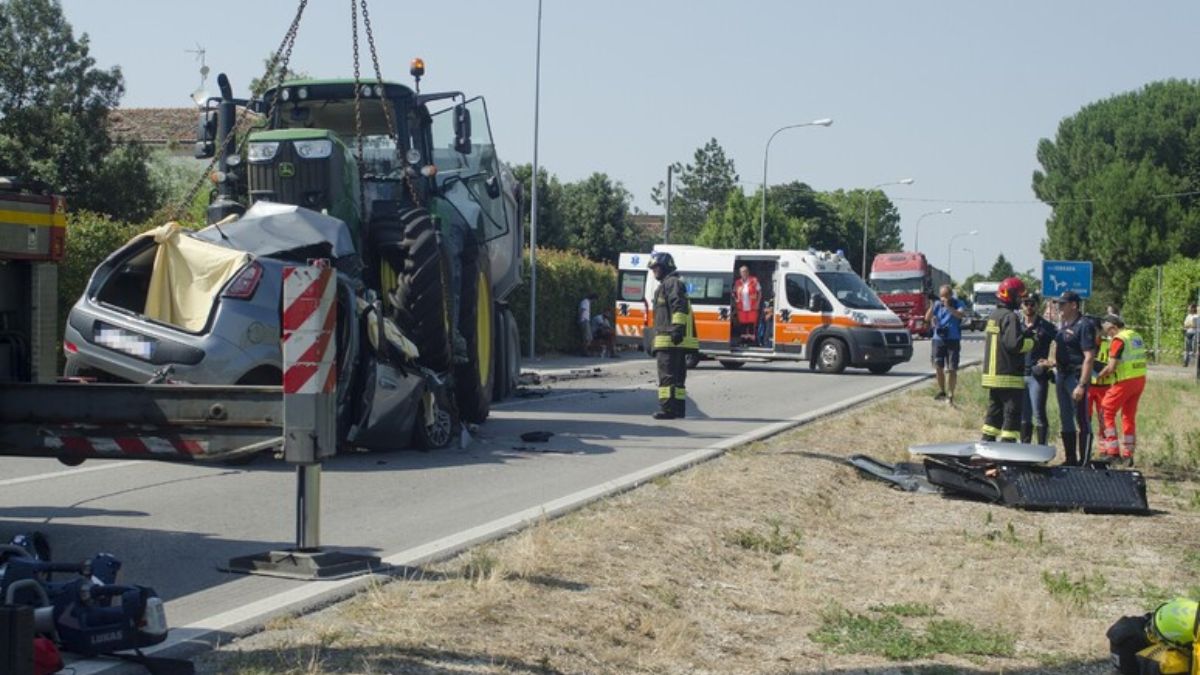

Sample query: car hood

[194,202,361,275]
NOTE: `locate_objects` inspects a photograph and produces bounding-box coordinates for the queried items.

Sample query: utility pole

[528,0,542,360]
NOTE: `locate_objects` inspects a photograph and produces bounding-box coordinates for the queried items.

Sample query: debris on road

[520,431,554,443]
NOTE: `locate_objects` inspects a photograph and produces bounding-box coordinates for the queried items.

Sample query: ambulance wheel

[867,363,893,374]
[455,246,494,424]
[685,352,701,369]
[719,359,745,370]
[815,338,848,374]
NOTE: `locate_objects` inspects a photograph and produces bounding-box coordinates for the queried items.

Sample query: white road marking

[0,460,142,488]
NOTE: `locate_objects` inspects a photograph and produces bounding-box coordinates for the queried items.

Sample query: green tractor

[195,65,522,446]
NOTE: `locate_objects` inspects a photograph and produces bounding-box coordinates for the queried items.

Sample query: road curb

[75,362,969,674]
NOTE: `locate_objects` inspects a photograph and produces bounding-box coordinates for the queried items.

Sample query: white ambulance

[623,245,913,373]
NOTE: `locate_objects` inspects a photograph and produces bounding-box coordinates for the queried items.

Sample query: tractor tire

[370,207,453,373]
[492,306,509,401]
[504,306,521,395]
[455,242,495,424]
[815,337,848,374]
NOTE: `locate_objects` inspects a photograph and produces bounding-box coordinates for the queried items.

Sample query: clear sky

[59,0,1200,281]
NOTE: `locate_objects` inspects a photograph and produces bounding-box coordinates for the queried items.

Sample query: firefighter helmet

[997,276,1027,307]
[648,251,676,273]
[1149,598,1198,648]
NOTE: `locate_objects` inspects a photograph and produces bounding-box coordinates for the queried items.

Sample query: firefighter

[648,252,698,419]
[1094,314,1148,465]
[981,276,1034,442]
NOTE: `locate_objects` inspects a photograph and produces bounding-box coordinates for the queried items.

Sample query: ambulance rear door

[616,252,651,349]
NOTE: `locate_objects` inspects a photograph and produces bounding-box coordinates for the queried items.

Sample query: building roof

[107,108,198,146]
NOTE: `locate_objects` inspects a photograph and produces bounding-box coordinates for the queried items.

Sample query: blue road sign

[1041,260,1092,299]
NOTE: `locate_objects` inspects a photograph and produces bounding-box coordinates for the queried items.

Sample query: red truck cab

[869,252,949,338]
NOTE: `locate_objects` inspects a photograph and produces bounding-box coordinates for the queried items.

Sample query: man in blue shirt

[924,284,965,403]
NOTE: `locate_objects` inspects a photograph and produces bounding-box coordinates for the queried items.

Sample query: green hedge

[506,248,617,355]
[60,211,146,320]
[1123,257,1200,361]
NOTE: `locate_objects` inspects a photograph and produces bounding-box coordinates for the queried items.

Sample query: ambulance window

[619,271,646,301]
[786,275,808,308]
[678,273,730,304]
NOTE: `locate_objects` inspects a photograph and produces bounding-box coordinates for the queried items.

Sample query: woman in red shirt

[733,265,761,345]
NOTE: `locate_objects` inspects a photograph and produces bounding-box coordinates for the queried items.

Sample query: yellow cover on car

[143,222,250,332]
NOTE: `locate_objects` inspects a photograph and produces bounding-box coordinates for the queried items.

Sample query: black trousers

[656,349,687,416]
[982,388,1023,441]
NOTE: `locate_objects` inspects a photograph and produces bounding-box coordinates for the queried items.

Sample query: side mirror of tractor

[194,110,217,159]
[453,103,472,155]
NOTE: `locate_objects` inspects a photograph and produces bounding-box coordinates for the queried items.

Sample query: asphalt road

[0,336,982,670]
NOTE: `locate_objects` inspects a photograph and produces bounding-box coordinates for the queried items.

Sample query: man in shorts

[924,284,965,403]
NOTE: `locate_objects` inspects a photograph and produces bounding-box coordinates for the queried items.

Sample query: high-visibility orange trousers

[1101,376,1146,457]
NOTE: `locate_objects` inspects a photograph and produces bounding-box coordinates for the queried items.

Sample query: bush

[506,248,617,355]
[1124,257,1200,362]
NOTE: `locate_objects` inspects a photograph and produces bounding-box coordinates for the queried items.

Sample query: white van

[627,245,913,373]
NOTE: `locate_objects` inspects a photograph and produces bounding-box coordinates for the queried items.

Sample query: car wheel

[719,359,745,370]
[685,352,701,369]
[816,338,848,374]
[867,363,893,374]
[414,387,458,450]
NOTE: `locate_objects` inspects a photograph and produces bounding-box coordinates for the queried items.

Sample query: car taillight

[223,261,263,300]
[64,341,78,354]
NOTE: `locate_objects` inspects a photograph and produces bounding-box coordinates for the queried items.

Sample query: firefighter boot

[1036,425,1048,446]
[1061,432,1078,466]
[1020,422,1033,444]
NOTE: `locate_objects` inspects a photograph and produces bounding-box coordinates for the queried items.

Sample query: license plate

[95,323,157,360]
[892,348,905,356]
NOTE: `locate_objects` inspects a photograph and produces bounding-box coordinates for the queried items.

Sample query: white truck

[969,281,1001,331]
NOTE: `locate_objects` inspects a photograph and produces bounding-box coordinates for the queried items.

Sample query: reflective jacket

[1091,335,1116,386]
[652,272,699,351]
[1112,328,1147,382]
[982,306,1033,389]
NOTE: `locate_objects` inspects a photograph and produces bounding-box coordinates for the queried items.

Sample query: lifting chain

[352,0,421,214]
[170,0,309,222]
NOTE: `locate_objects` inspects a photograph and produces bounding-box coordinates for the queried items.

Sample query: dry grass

[197,368,1200,674]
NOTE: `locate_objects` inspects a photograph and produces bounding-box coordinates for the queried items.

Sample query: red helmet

[997,276,1027,307]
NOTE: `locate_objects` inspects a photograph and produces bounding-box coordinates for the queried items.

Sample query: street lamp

[962,247,976,277]
[947,230,979,279]
[759,118,833,249]
[862,178,914,276]
[912,207,952,252]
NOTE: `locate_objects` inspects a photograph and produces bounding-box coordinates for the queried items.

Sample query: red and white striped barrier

[47,434,208,457]
[282,264,337,395]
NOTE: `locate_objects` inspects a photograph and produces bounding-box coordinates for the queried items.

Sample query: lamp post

[759,118,833,249]
[528,0,543,360]
[947,230,979,280]
[912,207,952,251]
[862,178,914,276]
[962,247,975,277]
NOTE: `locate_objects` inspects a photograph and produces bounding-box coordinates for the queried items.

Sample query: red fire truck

[869,251,950,338]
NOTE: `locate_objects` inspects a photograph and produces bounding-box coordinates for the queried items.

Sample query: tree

[248,54,310,98]
[987,253,1016,280]
[0,0,160,222]
[1033,79,1200,305]
[558,172,636,264]
[510,163,568,250]
[651,138,738,244]
[816,188,902,275]
[770,180,840,249]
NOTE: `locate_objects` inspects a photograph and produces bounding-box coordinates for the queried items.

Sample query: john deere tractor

[195,64,522,447]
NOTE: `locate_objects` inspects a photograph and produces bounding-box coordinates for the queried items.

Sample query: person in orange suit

[732,265,761,345]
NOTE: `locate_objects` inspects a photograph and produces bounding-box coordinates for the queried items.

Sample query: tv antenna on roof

[186,43,210,106]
